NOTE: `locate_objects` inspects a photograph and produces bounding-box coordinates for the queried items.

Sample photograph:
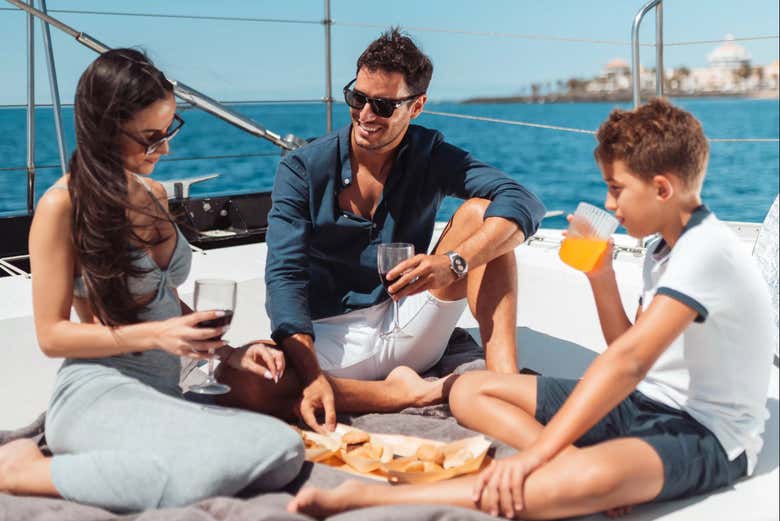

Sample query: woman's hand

[155,310,227,358]
[472,450,545,519]
[224,341,285,383]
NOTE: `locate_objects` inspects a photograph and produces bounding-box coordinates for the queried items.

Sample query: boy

[288,99,775,519]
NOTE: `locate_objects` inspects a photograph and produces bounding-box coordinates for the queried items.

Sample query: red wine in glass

[379,272,393,291]
[197,310,234,340]
[189,279,236,395]
[198,310,234,329]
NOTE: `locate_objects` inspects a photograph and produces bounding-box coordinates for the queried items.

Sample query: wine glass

[189,279,236,395]
[377,243,415,338]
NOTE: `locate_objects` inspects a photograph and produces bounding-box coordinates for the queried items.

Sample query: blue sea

[1,98,778,227]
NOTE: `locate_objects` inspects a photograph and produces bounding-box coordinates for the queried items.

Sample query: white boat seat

[753,195,779,358]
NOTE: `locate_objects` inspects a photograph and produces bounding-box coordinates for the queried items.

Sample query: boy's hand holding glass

[559,202,619,273]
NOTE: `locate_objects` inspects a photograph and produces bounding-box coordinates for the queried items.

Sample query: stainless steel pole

[631,0,662,108]
[324,0,333,133]
[26,0,35,214]
[39,0,68,176]
[656,1,664,98]
[6,0,305,151]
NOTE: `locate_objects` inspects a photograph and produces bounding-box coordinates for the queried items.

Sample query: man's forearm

[281,333,322,383]
[453,216,524,268]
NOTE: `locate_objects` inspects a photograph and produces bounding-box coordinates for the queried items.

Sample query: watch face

[448,252,467,275]
[453,257,466,272]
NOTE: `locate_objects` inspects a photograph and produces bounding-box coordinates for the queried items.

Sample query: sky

[0,0,778,105]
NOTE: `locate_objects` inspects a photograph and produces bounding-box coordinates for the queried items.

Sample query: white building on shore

[584,35,778,96]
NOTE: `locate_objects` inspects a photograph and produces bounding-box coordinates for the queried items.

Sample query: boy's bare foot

[288,480,369,518]
[0,438,46,492]
[384,366,451,408]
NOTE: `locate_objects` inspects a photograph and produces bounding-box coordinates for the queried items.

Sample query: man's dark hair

[356,27,433,95]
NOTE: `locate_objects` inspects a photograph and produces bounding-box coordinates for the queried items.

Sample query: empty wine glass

[189,279,236,395]
[377,243,415,338]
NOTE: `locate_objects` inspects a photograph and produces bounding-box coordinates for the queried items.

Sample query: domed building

[707,34,751,71]
[679,35,755,93]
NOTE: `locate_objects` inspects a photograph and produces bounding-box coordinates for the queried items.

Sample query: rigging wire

[422,110,780,142]
[0,151,283,172]
[0,7,777,47]
[0,6,320,25]
[335,21,779,47]
[423,110,596,134]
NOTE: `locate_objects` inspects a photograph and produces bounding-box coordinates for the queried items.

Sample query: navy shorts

[535,377,747,502]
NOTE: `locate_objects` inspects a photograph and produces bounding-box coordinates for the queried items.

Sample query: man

[220,28,545,433]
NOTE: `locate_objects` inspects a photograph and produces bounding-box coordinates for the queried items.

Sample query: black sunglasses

[343,79,424,118]
[120,113,185,156]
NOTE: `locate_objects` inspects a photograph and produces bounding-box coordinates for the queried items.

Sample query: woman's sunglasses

[121,113,185,156]
[343,79,424,118]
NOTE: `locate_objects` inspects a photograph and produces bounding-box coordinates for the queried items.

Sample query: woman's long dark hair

[68,49,173,326]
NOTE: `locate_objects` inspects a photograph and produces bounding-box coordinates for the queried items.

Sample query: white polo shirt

[636,206,775,475]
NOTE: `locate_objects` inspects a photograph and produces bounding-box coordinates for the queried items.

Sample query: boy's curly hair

[594,98,709,188]
[357,27,433,95]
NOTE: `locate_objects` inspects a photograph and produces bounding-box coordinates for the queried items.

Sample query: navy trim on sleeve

[656,287,708,323]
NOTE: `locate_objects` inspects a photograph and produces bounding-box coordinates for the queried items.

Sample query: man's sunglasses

[120,113,185,156]
[343,79,424,118]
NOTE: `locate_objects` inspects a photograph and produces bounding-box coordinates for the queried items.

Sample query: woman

[0,49,303,512]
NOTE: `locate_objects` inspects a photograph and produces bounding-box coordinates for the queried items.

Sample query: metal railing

[7,0,313,213]
[3,0,779,218]
[632,0,664,108]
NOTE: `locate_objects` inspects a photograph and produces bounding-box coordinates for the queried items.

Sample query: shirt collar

[337,124,413,191]
[651,204,711,257]
[338,125,353,190]
[680,204,710,236]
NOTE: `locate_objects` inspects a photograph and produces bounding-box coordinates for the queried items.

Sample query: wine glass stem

[393,299,401,331]
[206,348,216,383]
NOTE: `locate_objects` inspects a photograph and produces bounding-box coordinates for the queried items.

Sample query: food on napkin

[294,424,491,483]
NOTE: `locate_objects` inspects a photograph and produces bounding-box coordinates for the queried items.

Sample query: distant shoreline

[461,90,780,104]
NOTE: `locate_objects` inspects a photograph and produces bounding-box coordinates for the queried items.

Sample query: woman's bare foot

[384,366,453,408]
[0,438,47,492]
[288,480,370,519]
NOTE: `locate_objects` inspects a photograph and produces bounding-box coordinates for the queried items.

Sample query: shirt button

[343,178,351,186]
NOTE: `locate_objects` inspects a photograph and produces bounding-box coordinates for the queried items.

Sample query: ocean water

[0,98,778,227]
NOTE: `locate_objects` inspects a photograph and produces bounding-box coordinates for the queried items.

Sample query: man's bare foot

[288,480,370,519]
[605,505,634,518]
[0,438,46,492]
[384,366,452,408]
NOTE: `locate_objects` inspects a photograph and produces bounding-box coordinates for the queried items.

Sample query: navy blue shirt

[265,124,545,343]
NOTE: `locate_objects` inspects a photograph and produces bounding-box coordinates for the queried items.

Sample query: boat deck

[1,225,777,520]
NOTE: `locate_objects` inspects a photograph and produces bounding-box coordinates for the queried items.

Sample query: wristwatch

[444,251,468,279]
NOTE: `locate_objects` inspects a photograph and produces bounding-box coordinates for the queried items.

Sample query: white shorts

[312,292,467,381]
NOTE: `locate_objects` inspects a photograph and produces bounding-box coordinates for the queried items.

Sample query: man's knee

[449,370,492,420]
[453,198,490,227]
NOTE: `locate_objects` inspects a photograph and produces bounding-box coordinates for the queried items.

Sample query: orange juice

[559,237,609,272]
